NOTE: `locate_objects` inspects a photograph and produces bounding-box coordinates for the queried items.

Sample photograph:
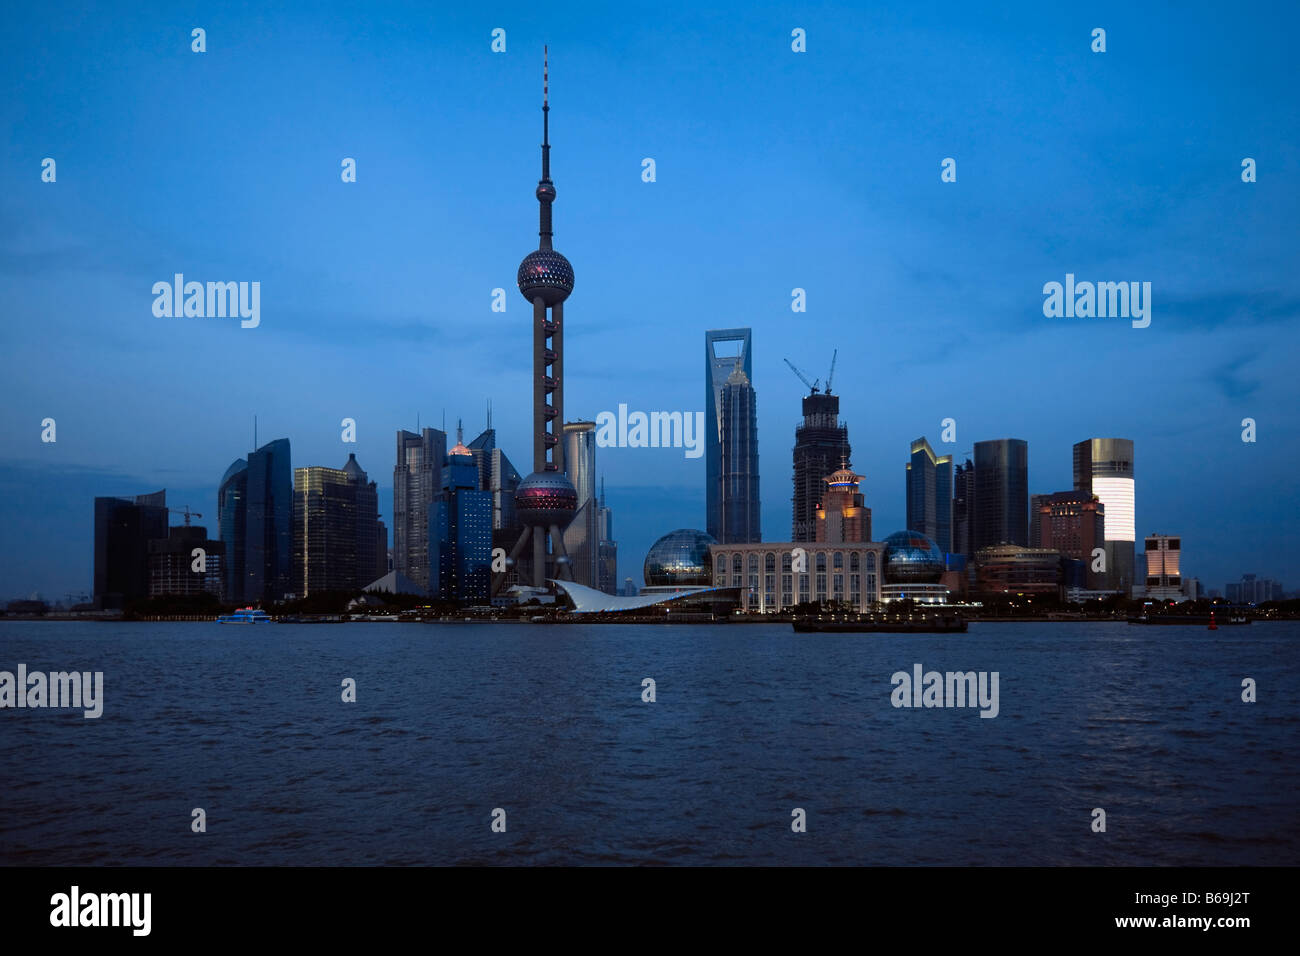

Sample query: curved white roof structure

[551,579,724,614]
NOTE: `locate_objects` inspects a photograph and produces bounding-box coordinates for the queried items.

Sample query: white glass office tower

[1074,438,1135,595]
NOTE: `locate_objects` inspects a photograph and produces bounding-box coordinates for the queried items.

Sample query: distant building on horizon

[1074,438,1135,597]
[93,490,168,609]
[597,479,617,595]
[291,453,383,597]
[1226,573,1283,604]
[792,390,850,541]
[394,426,447,590]
[972,439,1028,552]
[906,437,952,553]
[705,328,755,541]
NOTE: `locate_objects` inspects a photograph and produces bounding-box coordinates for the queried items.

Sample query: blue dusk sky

[1,0,1297,599]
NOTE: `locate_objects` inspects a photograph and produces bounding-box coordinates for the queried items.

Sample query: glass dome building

[643,529,717,587]
[881,530,949,603]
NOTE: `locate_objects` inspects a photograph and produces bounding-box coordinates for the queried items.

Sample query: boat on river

[216,607,273,624]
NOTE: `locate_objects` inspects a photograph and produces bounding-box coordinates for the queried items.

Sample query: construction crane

[178,506,202,527]
[825,349,838,395]
[783,358,819,394]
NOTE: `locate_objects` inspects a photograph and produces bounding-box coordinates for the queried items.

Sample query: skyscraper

[148,523,224,599]
[345,454,381,587]
[1038,489,1106,589]
[292,453,382,596]
[374,520,389,580]
[93,490,168,609]
[465,420,523,529]
[1073,438,1135,595]
[792,390,850,541]
[705,328,753,540]
[972,439,1028,551]
[562,421,600,588]
[431,426,493,601]
[718,363,761,543]
[597,478,617,595]
[218,459,247,602]
[393,426,446,592]
[905,437,952,553]
[494,49,580,593]
[244,438,293,602]
[467,419,525,581]
[1028,493,1049,553]
[952,458,974,559]
[466,414,496,491]
[218,439,292,604]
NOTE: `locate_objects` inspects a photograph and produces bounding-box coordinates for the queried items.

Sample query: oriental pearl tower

[492,47,579,595]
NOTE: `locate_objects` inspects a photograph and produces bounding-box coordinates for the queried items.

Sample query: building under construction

[788,354,851,542]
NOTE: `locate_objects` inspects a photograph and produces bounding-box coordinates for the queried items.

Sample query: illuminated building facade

[1142,533,1182,601]
[815,460,871,544]
[1037,490,1107,590]
[710,541,883,613]
[1074,438,1135,596]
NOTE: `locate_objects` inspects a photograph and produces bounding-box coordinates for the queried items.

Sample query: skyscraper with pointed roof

[718,361,761,543]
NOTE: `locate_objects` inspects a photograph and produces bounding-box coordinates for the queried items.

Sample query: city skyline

[3,2,1299,598]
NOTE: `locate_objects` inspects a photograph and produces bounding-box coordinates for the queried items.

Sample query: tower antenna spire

[543,45,550,163]
[535,46,555,250]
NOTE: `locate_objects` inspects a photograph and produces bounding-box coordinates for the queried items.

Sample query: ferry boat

[216,607,273,624]
[1126,613,1250,626]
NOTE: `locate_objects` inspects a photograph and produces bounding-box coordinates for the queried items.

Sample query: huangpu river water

[1,620,1297,866]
